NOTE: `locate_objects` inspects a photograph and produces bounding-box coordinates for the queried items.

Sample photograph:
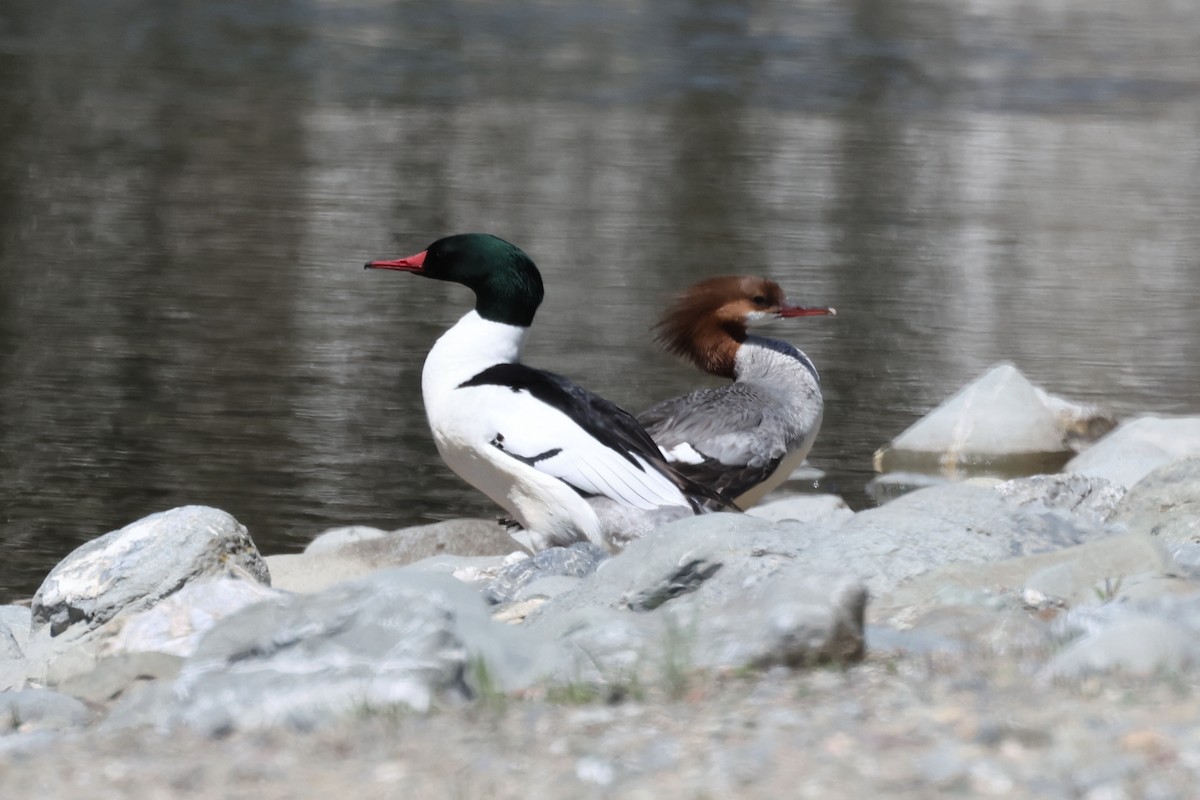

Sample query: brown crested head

[654,276,789,379]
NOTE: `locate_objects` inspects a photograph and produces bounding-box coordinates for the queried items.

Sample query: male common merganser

[638,275,836,509]
[365,233,724,551]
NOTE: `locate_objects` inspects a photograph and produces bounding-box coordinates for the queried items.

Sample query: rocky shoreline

[3,366,1200,797]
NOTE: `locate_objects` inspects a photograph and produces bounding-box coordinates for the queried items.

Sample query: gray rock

[832,482,1118,595]
[514,576,583,602]
[0,656,25,693]
[1041,616,1200,680]
[29,506,269,642]
[901,607,1055,657]
[0,607,31,689]
[264,552,384,593]
[527,514,813,622]
[164,568,543,735]
[586,499,694,551]
[0,606,31,652]
[267,518,520,593]
[1065,415,1200,488]
[522,515,866,684]
[484,543,608,605]
[303,525,388,555]
[541,481,1116,624]
[95,575,288,659]
[1112,457,1200,566]
[683,569,866,669]
[0,688,91,734]
[534,566,865,686]
[872,532,1186,628]
[746,494,855,526]
[98,679,178,732]
[53,651,182,706]
[1053,591,1200,644]
[401,554,519,590]
[0,624,20,662]
[365,518,522,559]
[994,473,1126,524]
[874,363,1113,476]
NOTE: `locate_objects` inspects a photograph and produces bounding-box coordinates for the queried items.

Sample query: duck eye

[751,295,768,305]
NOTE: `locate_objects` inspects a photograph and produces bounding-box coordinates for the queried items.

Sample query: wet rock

[0,688,91,734]
[874,363,1114,478]
[1065,415,1200,488]
[29,506,269,644]
[746,494,855,526]
[267,518,519,593]
[162,568,543,735]
[994,473,1126,524]
[483,543,608,605]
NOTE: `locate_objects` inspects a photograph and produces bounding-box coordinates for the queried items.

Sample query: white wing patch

[464,384,690,511]
[663,442,707,465]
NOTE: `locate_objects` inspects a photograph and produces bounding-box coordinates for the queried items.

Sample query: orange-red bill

[364,249,427,272]
[779,303,836,318]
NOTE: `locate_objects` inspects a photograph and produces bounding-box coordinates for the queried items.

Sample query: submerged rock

[30,506,269,643]
[874,363,1115,478]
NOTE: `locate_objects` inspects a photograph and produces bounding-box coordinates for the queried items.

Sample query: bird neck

[423,310,529,394]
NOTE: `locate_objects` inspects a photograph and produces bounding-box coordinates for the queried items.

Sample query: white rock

[1066,416,1200,488]
[96,576,287,658]
[875,363,1114,476]
[30,506,269,642]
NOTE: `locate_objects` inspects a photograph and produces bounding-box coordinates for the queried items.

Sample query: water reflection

[0,0,1198,600]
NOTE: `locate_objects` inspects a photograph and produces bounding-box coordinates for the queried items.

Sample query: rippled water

[1,0,1198,601]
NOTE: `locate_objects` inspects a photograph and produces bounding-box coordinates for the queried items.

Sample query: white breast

[419,311,604,549]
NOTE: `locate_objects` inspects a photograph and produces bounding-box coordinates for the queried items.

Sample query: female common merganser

[365,233,724,551]
[638,275,835,509]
